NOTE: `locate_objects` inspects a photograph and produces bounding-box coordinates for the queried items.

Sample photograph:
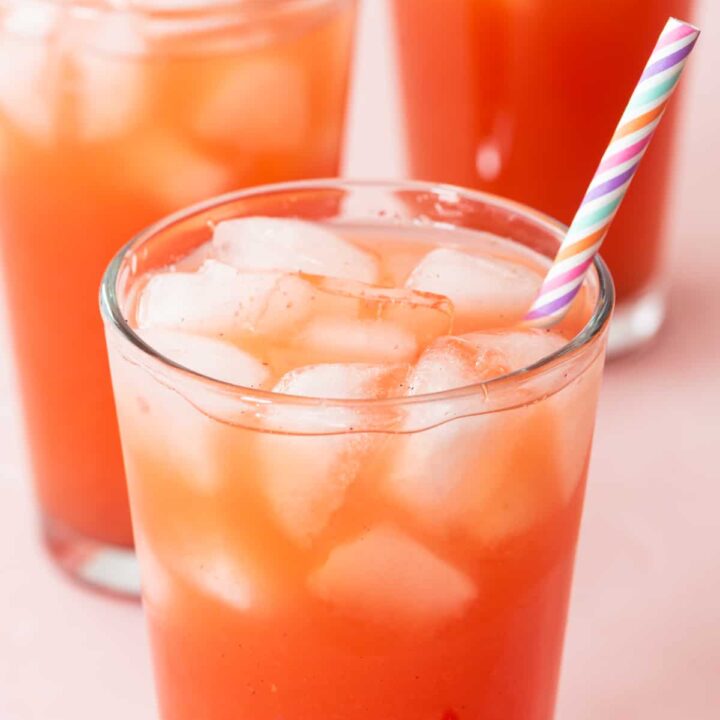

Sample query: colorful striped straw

[525,17,700,327]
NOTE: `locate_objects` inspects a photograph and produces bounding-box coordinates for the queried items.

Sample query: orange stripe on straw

[555,227,606,262]
[612,101,667,140]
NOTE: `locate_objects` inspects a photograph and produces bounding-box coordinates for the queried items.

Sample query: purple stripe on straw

[598,134,652,173]
[540,256,595,294]
[656,23,696,49]
[525,285,583,321]
[641,41,696,80]
[582,165,635,204]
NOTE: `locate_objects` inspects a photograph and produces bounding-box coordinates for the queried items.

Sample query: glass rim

[29,0,344,18]
[99,178,614,409]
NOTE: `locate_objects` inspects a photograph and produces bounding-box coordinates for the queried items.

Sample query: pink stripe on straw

[655,22,697,49]
[537,256,595,294]
[597,134,652,173]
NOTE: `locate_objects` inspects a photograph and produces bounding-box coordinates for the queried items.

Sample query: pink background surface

[1,2,719,718]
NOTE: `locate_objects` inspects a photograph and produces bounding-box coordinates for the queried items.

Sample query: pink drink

[101,181,613,719]
[0,0,356,593]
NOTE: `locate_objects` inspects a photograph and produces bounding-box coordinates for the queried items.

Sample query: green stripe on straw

[572,196,623,232]
[629,72,681,109]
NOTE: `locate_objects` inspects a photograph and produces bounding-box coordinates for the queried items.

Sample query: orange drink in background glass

[0,0,356,594]
[101,180,613,719]
[392,0,693,354]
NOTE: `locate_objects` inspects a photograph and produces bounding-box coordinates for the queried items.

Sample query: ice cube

[108,339,231,494]
[461,328,566,374]
[137,327,271,388]
[179,545,254,611]
[387,409,565,545]
[4,0,60,37]
[121,132,232,209]
[273,362,408,401]
[259,363,408,544]
[136,261,311,340]
[260,432,371,545]
[256,272,320,337]
[212,217,380,284]
[129,0,236,8]
[265,274,453,368]
[307,525,476,628]
[138,532,255,613]
[406,329,566,397]
[134,531,174,612]
[544,352,605,503]
[0,1,61,142]
[385,329,571,544]
[406,248,543,332]
[0,5,146,143]
[194,57,309,154]
[382,336,491,523]
[136,325,272,430]
[136,260,275,336]
[405,336,481,397]
[72,13,146,142]
[117,328,269,498]
[0,38,54,142]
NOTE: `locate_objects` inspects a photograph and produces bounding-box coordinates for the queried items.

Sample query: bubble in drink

[212,217,381,284]
[307,525,477,629]
[406,247,542,332]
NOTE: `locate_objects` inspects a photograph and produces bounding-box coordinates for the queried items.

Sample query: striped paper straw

[525,17,700,327]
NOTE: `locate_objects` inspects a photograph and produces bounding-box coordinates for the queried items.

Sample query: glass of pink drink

[391,0,693,355]
[101,180,613,719]
[0,0,356,596]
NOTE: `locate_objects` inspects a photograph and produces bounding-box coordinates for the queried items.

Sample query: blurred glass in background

[392,0,695,355]
[0,0,357,595]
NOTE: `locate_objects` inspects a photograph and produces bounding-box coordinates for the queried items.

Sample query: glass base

[42,516,141,600]
[607,287,665,358]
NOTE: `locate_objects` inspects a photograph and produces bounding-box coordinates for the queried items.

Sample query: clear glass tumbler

[0,0,356,596]
[101,179,613,718]
[391,0,693,355]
